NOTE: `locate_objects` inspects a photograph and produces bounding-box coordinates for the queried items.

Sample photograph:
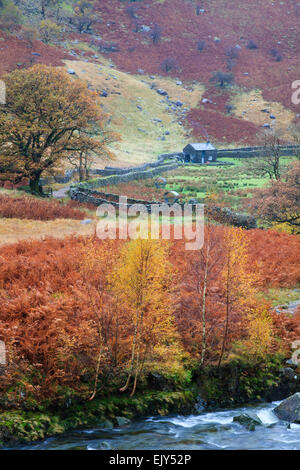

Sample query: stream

[6,401,300,450]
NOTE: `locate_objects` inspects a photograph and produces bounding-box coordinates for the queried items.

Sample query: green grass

[163,157,296,209]
[257,287,300,308]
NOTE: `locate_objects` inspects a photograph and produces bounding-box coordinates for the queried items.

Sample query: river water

[7,400,300,450]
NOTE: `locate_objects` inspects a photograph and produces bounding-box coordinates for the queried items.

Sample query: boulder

[115,417,131,427]
[147,372,174,392]
[279,367,298,382]
[274,393,300,423]
[286,359,300,369]
[157,89,168,96]
[98,419,114,429]
[195,396,207,412]
[233,413,262,431]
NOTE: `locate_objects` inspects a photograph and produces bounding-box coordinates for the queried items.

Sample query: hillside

[63,59,205,163]
[1,0,300,161]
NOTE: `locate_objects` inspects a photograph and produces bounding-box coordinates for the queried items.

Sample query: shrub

[39,19,62,44]
[226,46,240,60]
[210,70,234,87]
[160,58,178,73]
[150,24,162,44]
[0,2,22,31]
[197,40,206,52]
[126,5,138,19]
[269,48,283,62]
[246,40,258,50]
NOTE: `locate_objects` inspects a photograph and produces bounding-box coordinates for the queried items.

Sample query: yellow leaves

[271,221,295,234]
[111,238,184,379]
[244,307,274,360]
[222,227,259,304]
[39,20,62,44]
[112,238,170,304]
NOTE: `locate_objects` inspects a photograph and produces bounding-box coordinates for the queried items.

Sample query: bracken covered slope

[1,0,300,150]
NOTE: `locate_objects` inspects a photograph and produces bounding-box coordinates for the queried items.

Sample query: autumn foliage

[0,65,117,193]
[0,226,299,406]
[0,194,87,221]
[250,161,300,234]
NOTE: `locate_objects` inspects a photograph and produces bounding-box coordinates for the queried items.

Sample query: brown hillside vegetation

[0,227,299,402]
[0,0,299,146]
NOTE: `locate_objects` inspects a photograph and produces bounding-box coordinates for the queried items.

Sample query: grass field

[164,157,296,208]
[64,60,205,166]
[0,218,97,247]
[230,89,295,141]
[91,156,296,210]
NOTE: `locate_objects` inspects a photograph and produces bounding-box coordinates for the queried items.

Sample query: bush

[246,40,258,50]
[225,46,240,60]
[150,24,162,44]
[210,70,234,87]
[269,48,283,62]
[39,19,62,44]
[197,40,206,52]
[160,58,178,73]
[0,2,22,31]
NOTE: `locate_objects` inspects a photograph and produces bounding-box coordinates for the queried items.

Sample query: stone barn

[183,142,217,164]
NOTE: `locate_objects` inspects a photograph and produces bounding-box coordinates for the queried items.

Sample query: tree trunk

[218,253,231,369]
[78,152,84,182]
[29,173,42,195]
[200,243,210,367]
[119,309,141,393]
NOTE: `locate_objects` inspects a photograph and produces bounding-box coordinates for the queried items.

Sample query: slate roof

[184,142,216,151]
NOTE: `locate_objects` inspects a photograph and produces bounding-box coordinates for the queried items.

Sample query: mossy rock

[233,413,262,431]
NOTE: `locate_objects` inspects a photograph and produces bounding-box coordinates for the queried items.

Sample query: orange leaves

[0,194,86,221]
[0,65,118,189]
[247,229,300,287]
[171,225,300,364]
[0,225,299,403]
[249,161,300,233]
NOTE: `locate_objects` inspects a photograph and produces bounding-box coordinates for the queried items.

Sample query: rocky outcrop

[206,205,257,229]
[274,393,300,423]
[264,368,300,402]
[233,413,262,431]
